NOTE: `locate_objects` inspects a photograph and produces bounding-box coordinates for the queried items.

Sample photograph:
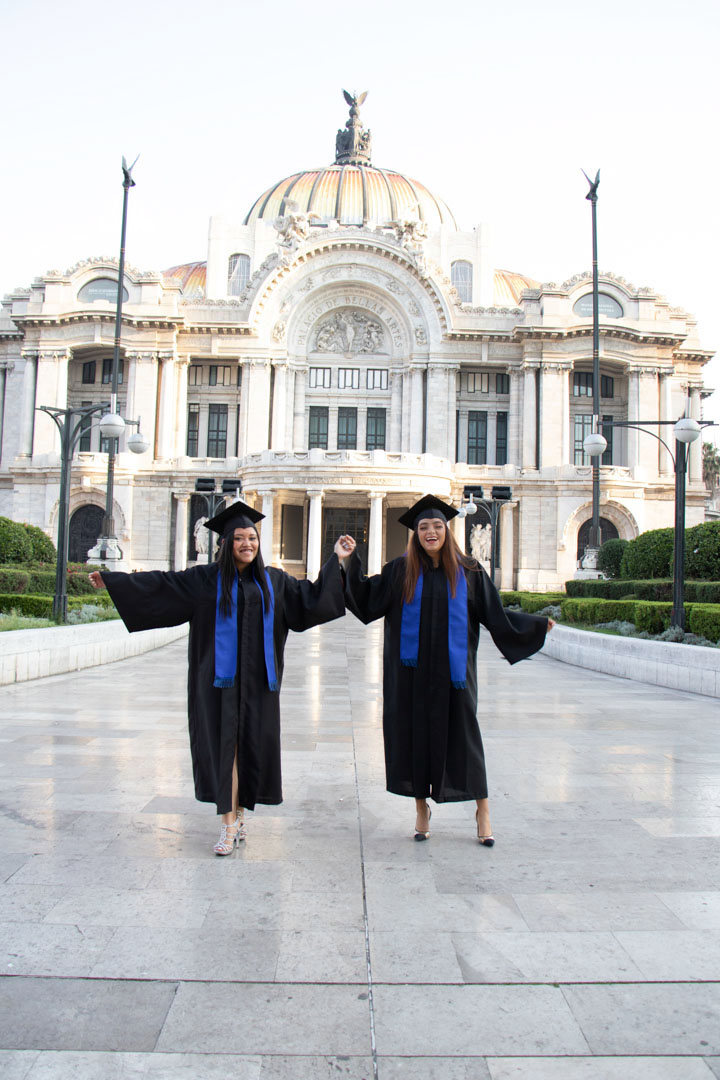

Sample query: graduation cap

[204,500,265,538]
[398,495,459,531]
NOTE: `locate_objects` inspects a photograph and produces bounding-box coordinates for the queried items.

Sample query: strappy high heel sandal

[213,810,246,856]
[414,807,432,842]
[475,808,495,847]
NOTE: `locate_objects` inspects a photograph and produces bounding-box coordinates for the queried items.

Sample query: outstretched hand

[88,571,104,589]
[334,535,356,563]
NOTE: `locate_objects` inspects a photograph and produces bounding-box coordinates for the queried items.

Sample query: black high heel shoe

[414,807,432,841]
[475,809,495,847]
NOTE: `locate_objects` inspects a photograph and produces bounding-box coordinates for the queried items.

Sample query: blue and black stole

[213,569,278,691]
[400,568,468,689]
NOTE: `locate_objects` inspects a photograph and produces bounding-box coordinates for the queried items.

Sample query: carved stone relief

[314,308,385,355]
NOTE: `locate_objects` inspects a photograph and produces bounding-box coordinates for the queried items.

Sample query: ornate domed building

[0,92,713,587]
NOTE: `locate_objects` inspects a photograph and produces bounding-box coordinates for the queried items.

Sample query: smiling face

[231,526,259,569]
[416,517,446,563]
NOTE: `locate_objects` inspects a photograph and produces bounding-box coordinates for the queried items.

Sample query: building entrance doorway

[321,507,368,570]
[69,505,104,563]
[577,516,619,562]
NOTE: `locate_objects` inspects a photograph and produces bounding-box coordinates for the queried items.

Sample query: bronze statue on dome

[336,90,372,166]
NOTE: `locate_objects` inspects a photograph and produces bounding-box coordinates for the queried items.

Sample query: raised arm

[469,564,548,664]
[92,566,212,632]
[277,554,346,633]
[343,548,397,625]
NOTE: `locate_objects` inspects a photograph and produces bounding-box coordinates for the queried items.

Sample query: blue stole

[400,569,468,689]
[214,569,278,691]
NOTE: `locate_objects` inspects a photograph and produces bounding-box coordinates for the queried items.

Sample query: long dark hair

[402,524,474,604]
[217,528,270,616]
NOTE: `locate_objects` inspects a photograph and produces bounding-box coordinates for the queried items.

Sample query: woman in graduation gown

[90,501,347,855]
[339,495,552,845]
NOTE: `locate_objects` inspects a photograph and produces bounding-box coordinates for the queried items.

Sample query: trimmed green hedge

[685,521,720,581]
[500,592,565,613]
[0,593,115,618]
[688,605,720,643]
[0,568,100,596]
[565,579,720,603]
[597,538,628,579]
[559,596,692,635]
[620,527,674,579]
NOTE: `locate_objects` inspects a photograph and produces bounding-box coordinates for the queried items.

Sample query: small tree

[703,441,720,491]
[23,523,57,564]
[597,538,628,579]
[0,516,33,564]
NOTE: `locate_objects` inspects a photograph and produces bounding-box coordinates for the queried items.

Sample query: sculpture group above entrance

[313,308,385,355]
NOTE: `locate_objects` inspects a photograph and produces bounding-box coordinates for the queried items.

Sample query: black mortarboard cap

[204,499,265,537]
[397,495,459,530]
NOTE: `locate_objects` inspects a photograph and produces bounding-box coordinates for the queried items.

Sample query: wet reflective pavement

[1,614,720,1079]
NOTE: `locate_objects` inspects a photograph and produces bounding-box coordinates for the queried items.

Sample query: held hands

[88,571,104,589]
[334,534,356,565]
[547,619,556,632]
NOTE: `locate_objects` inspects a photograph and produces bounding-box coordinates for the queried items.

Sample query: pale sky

[2,0,718,439]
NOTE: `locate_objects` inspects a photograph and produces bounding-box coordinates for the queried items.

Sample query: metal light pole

[582,168,601,562]
[95,155,139,562]
[194,478,242,563]
[460,485,512,585]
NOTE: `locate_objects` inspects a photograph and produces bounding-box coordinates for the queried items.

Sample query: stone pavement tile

[274,930,367,982]
[148,856,293,895]
[0,885,67,923]
[372,985,590,1056]
[513,891,688,931]
[0,976,177,1051]
[561,983,720,1054]
[0,855,33,883]
[203,884,365,931]
[615,930,720,980]
[658,892,720,929]
[452,931,644,983]
[89,925,281,981]
[4,1050,263,1079]
[43,887,212,929]
[8,855,157,892]
[2,923,115,976]
[155,982,371,1055]
[635,817,720,838]
[706,1059,720,1079]
[0,1050,39,1079]
[487,1057,717,1079]
[378,1058,491,1080]
[257,1056,374,1079]
[368,930,463,983]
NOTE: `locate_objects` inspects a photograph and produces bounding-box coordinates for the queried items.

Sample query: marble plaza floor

[1,615,720,1080]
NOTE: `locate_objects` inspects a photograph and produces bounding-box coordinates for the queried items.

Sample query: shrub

[23,524,56,563]
[0,569,30,594]
[620,527,674,579]
[28,571,56,594]
[67,571,96,595]
[0,517,33,564]
[685,521,720,581]
[688,604,720,644]
[633,601,675,634]
[0,592,116,618]
[597,538,628,579]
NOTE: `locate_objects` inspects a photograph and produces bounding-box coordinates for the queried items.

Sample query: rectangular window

[496,372,510,395]
[574,414,593,464]
[496,411,508,466]
[281,504,304,561]
[573,372,593,397]
[366,369,388,390]
[102,358,124,385]
[78,401,92,451]
[338,367,360,390]
[309,367,332,389]
[187,403,200,456]
[308,406,329,449]
[236,365,243,388]
[601,375,614,398]
[337,407,357,449]
[82,360,96,384]
[602,414,613,465]
[467,410,487,464]
[209,365,231,387]
[207,404,228,457]
[366,408,386,450]
[465,371,489,393]
[189,365,202,386]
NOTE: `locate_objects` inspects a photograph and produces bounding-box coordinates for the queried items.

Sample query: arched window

[451,260,473,303]
[227,254,250,296]
[576,517,619,562]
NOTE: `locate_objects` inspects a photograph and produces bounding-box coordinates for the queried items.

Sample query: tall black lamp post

[582,168,601,565]
[194,477,242,563]
[460,484,513,585]
[584,416,711,630]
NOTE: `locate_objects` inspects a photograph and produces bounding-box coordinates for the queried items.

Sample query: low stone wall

[542,624,720,698]
[0,620,189,685]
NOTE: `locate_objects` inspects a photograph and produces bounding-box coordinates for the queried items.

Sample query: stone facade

[0,102,713,590]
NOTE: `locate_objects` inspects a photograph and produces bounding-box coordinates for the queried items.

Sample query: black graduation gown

[344,553,548,803]
[102,557,345,813]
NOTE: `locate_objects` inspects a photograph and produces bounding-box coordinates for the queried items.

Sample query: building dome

[243,91,457,231]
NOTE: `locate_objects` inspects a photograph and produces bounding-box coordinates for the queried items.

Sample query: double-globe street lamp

[583,416,711,630]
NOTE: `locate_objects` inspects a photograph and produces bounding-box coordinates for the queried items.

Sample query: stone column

[126,352,158,460]
[244,360,272,454]
[659,371,673,475]
[271,360,288,450]
[258,489,275,564]
[174,356,190,458]
[368,491,384,574]
[306,488,323,579]
[560,363,571,465]
[426,363,448,458]
[389,366,403,452]
[409,363,425,453]
[284,365,296,449]
[626,368,640,472]
[538,363,564,468]
[521,362,538,468]
[292,363,308,450]
[0,362,11,465]
[174,493,190,570]
[18,351,38,458]
[689,385,703,483]
[34,350,70,455]
[499,501,515,590]
[156,352,177,460]
[638,367,660,474]
[508,368,522,466]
